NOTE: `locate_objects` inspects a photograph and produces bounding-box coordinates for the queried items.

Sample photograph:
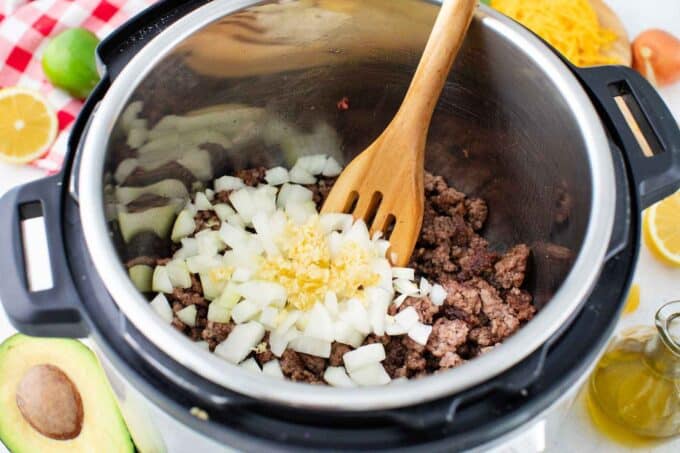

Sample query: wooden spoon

[321,0,476,266]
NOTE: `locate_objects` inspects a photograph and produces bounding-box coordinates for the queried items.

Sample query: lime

[41,28,101,99]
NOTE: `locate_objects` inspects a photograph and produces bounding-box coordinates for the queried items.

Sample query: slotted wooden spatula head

[321,0,476,266]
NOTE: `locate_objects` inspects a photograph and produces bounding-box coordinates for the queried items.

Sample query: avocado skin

[0,334,134,453]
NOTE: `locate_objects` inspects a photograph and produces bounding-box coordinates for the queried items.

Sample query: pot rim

[78,0,616,411]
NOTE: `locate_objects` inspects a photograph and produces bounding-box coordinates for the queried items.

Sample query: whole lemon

[42,28,101,99]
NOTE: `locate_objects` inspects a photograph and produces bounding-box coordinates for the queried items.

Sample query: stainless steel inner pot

[78,0,615,410]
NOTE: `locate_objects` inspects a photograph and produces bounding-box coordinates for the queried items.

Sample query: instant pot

[2,0,680,450]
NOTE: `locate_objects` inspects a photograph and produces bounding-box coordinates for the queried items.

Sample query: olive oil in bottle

[588,301,680,440]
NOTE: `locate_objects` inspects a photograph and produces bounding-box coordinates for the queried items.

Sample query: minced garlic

[257,216,378,311]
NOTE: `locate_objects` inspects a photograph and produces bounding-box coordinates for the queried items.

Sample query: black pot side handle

[574,65,680,210]
[0,176,88,338]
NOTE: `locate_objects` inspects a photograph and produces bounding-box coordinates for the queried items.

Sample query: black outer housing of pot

[1,0,680,450]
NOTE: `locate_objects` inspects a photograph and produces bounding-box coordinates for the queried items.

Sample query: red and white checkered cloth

[0,0,155,173]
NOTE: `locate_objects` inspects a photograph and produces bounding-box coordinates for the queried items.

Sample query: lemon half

[643,190,680,267]
[0,87,57,164]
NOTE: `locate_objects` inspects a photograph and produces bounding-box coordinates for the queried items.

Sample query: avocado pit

[15,364,84,440]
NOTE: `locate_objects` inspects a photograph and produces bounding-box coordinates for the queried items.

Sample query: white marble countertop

[0,1,678,451]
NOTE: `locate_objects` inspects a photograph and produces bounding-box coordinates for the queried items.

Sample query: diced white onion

[289,164,316,184]
[265,167,290,185]
[333,321,365,348]
[303,303,335,342]
[344,219,371,250]
[166,259,192,289]
[285,201,317,225]
[177,304,197,327]
[150,293,173,323]
[321,156,342,177]
[270,328,299,357]
[324,366,356,387]
[251,185,277,216]
[259,306,279,330]
[289,336,331,358]
[194,192,212,210]
[327,231,343,258]
[342,343,386,373]
[238,280,287,307]
[366,287,391,336]
[215,282,242,309]
[152,266,173,293]
[205,188,215,201]
[171,210,196,242]
[186,255,221,274]
[348,363,390,386]
[342,298,371,335]
[384,315,408,336]
[214,175,244,192]
[394,278,419,296]
[275,310,301,335]
[277,183,313,209]
[229,188,256,224]
[219,222,250,249]
[393,293,408,308]
[296,154,328,175]
[408,322,432,346]
[214,203,235,221]
[231,299,261,324]
[371,258,393,292]
[239,357,261,373]
[231,267,252,282]
[430,284,447,306]
[252,211,279,257]
[262,359,285,379]
[392,267,415,281]
[319,213,353,234]
[196,229,225,256]
[419,277,431,296]
[214,321,265,364]
[207,301,231,323]
[394,306,419,330]
[199,272,227,301]
[173,237,199,259]
[324,291,338,317]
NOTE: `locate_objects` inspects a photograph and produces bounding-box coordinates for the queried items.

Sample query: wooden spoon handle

[394,0,476,135]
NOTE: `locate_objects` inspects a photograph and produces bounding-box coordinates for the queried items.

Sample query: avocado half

[0,334,134,453]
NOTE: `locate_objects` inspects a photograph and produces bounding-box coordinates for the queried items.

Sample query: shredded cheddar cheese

[491,0,620,66]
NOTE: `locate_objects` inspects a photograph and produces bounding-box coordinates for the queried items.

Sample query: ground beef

[214,190,232,204]
[427,318,469,358]
[166,274,207,307]
[279,349,324,384]
[494,244,530,289]
[439,352,464,369]
[402,336,427,374]
[464,198,488,231]
[505,288,536,322]
[194,210,221,231]
[235,167,267,186]
[383,337,407,378]
[299,353,327,375]
[307,176,337,210]
[255,333,275,364]
[329,342,352,367]
[201,321,234,351]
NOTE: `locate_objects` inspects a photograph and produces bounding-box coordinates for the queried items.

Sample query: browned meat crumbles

[131,168,535,383]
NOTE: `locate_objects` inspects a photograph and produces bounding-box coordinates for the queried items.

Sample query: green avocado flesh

[0,334,134,453]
